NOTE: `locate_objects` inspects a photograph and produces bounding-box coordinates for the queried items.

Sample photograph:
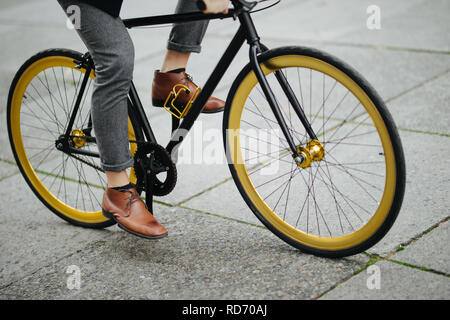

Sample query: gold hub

[296,140,325,168]
[71,129,86,148]
[306,139,325,162]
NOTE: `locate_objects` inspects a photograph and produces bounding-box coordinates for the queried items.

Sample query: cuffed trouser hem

[167,41,202,53]
[101,157,134,172]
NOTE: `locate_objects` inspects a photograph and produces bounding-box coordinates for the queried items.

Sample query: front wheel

[223,46,406,258]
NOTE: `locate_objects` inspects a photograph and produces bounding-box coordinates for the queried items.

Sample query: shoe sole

[152,99,224,114]
[102,209,168,240]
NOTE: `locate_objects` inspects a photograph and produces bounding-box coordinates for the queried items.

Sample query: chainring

[133,142,177,196]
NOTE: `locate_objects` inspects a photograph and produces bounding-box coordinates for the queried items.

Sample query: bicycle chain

[61,142,177,198]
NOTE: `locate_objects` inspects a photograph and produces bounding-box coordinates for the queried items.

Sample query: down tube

[166,27,246,154]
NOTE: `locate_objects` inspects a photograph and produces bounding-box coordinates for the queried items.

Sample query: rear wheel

[223,46,406,257]
[7,49,142,228]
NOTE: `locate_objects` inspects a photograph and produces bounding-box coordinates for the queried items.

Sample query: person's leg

[58,0,134,188]
[57,0,167,238]
[161,0,208,72]
[58,0,167,238]
[162,0,230,70]
[153,0,224,113]
[164,0,210,65]
[160,50,191,73]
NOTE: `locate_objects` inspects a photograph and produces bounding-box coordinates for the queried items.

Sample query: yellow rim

[227,55,396,251]
[10,55,137,224]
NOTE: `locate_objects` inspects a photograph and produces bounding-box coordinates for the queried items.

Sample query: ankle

[165,67,185,74]
[105,170,130,189]
[160,50,190,73]
[110,182,134,191]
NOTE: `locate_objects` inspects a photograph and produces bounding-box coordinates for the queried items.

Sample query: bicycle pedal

[162,84,200,119]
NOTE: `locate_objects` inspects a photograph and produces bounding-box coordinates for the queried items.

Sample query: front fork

[241,12,317,166]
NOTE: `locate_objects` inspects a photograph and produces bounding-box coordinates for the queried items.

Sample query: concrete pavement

[0,0,449,300]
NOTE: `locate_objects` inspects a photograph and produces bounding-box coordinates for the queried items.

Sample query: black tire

[223,46,406,258]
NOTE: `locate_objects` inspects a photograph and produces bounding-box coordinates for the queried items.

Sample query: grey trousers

[57,0,209,171]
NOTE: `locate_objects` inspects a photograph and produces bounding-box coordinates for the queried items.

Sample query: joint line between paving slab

[387,259,450,278]
[313,250,450,299]
[0,158,16,166]
[386,216,450,259]
[395,127,450,138]
[175,177,234,206]
[0,237,114,292]
[367,253,450,278]
[385,68,450,103]
[313,253,381,299]
[0,159,20,181]
[177,204,267,229]
[317,220,450,298]
[0,172,19,182]
[316,214,450,299]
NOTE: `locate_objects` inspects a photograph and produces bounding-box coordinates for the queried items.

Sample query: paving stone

[334,0,450,52]
[0,173,117,287]
[0,205,368,299]
[0,160,18,180]
[388,72,450,135]
[368,130,450,255]
[320,260,450,300]
[392,220,450,275]
[0,110,14,163]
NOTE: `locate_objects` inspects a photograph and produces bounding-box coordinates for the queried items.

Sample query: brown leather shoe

[152,70,225,113]
[102,186,167,239]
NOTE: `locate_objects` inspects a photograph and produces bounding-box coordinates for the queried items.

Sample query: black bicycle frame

[123,8,250,155]
[64,0,316,164]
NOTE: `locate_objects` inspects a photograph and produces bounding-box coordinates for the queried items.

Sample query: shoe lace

[118,189,139,212]
[185,73,193,82]
[182,73,196,86]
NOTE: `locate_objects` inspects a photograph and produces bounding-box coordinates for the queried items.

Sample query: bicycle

[6,0,406,258]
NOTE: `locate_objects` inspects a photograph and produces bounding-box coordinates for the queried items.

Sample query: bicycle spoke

[262,168,301,202]
[254,167,298,189]
[247,152,291,176]
[236,60,391,240]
